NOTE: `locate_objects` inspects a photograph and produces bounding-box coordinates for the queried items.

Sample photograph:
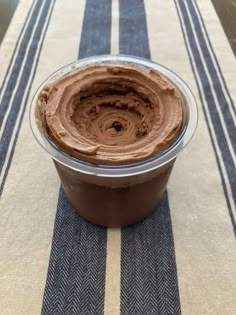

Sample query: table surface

[1,0,236,55]
[0,1,235,315]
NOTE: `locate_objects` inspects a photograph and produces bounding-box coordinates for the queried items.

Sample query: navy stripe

[119,0,150,58]
[0,0,52,169]
[0,0,56,195]
[0,0,42,128]
[181,0,236,204]
[42,188,107,314]
[78,0,112,58]
[121,194,181,314]
[42,1,111,313]
[175,0,236,236]
[187,0,236,153]
[174,0,236,233]
[119,1,181,313]
[177,0,236,203]
[191,0,236,117]
[0,0,36,96]
[189,0,236,224]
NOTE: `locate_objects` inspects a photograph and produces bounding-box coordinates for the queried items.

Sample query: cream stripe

[184,0,236,167]
[0,0,47,142]
[111,0,119,55]
[0,1,85,314]
[0,0,54,189]
[187,0,236,127]
[197,0,236,120]
[0,0,37,102]
[175,0,235,221]
[104,1,121,314]
[145,0,236,314]
[104,229,121,315]
[0,0,33,88]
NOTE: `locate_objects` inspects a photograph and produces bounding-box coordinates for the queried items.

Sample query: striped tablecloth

[0,0,235,314]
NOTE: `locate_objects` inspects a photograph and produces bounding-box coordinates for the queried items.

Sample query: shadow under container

[30,55,198,227]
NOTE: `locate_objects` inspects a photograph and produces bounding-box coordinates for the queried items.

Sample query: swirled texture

[36,65,184,165]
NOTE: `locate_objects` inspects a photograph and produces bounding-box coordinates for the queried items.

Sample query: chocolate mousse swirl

[36,65,184,165]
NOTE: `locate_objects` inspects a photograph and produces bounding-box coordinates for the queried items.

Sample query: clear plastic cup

[30,55,198,227]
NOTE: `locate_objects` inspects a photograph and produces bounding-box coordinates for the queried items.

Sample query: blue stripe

[0,0,56,195]
[0,0,36,97]
[119,0,181,313]
[191,0,236,117]
[177,0,236,206]
[119,0,150,58]
[42,188,107,314]
[187,0,236,153]
[0,0,54,181]
[121,194,181,315]
[78,0,112,58]
[0,0,42,128]
[42,1,111,313]
[174,0,236,234]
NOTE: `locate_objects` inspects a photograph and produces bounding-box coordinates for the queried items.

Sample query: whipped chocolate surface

[36,64,184,165]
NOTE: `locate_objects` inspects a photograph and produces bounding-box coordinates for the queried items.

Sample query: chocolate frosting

[36,64,184,165]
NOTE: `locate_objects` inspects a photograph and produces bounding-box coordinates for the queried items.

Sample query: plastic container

[30,55,198,227]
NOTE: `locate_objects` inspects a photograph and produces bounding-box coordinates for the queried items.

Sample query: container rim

[30,54,198,177]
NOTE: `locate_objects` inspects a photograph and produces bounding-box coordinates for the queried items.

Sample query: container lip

[30,54,198,177]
